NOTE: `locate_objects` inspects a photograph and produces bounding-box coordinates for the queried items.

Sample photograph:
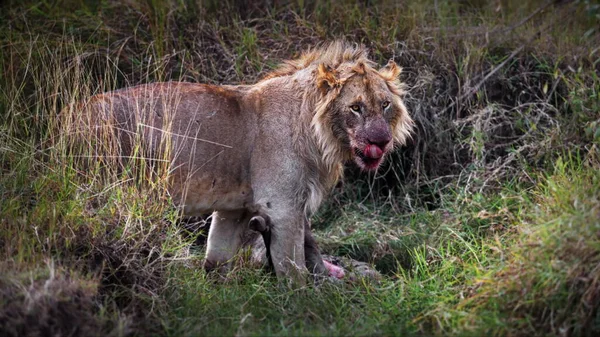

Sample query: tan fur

[71,41,413,285]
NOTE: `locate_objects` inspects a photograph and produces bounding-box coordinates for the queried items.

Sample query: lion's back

[74,82,259,213]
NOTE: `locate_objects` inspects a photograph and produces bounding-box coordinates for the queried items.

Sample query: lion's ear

[317,63,338,94]
[352,62,366,75]
[379,60,402,81]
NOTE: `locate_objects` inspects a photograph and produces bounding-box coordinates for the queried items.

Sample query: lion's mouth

[354,145,385,171]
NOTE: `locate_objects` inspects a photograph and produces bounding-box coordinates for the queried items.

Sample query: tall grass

[0,27,196,335]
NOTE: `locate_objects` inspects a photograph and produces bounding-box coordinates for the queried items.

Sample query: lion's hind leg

[303,218,328,278]
[203,210,248,275]
[249,215,273,271]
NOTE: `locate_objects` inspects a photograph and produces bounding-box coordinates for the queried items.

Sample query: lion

[70,41,413,285]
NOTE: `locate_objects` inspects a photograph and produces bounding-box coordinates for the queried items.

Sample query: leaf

[584,28,596,39]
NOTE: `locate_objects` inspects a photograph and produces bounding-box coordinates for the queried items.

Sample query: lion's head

[309,43,413,172]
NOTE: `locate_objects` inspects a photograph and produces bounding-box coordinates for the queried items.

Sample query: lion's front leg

[249,215,343,280]
[268,210,307,286]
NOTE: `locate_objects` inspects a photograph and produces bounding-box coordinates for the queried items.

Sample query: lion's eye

[350,104,361,113]
[382,101,390,110]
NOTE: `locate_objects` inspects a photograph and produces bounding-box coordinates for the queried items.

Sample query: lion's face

[318,61,411,171]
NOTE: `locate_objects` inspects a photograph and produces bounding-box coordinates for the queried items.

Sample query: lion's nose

[368,132,392,149]
[367,119,392,149]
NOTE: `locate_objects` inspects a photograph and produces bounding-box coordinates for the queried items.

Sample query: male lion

[72,41,413,285]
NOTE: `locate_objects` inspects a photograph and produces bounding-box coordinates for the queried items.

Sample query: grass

[156,154,600,336]
[1,0,599,336]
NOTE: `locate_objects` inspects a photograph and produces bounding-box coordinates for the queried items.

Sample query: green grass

[1,0,599,336]
[154,154,600,336]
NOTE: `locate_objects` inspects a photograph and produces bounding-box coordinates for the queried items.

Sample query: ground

[1,0,599,336]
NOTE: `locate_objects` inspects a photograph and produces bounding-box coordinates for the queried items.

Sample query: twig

[426,0,554,39]
[440,5,560,117]
[439,44,524,116]
[465,45,525,99]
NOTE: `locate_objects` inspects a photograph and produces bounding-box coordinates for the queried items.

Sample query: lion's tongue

[364,144,383,159]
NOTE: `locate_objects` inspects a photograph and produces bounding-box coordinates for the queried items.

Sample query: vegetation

[1,0,599,336]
